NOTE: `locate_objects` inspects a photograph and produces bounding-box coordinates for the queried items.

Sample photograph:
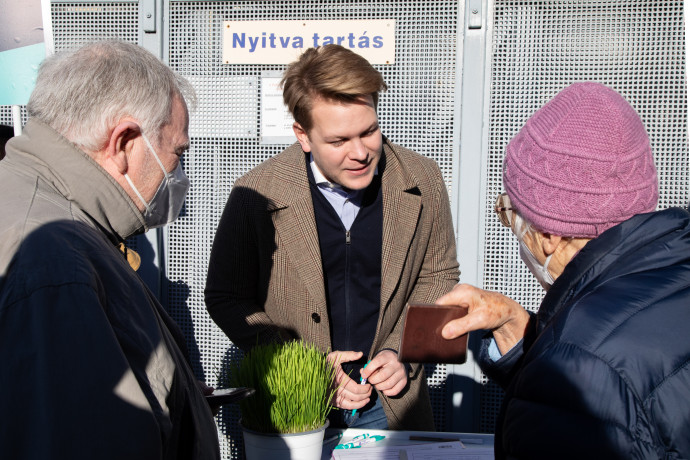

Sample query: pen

[409,436,460,443]
[334,433,385,449]
[323,432,343,445]
[351,360,371,416]
[409,435,466,447]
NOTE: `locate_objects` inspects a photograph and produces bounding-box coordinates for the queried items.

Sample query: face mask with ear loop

[123,131,190,229]
[512,214,555,290]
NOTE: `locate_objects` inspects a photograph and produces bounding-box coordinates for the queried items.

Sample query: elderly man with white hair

[0,41,219,459]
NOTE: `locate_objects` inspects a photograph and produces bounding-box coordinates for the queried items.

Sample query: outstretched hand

[436,283,530,355]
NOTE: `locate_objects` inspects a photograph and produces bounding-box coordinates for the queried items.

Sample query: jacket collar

[262,136,421,208]
[11,119,146,242]
[535,207,690,332]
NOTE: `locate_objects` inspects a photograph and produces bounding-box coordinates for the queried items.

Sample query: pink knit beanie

[503,82,658,238]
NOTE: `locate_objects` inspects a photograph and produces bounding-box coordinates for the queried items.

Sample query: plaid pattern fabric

[206,138,459,430]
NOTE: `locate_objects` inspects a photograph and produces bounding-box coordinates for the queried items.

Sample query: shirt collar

[309,154,341,189]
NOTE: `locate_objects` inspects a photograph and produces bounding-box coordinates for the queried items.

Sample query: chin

[344,176,374,191]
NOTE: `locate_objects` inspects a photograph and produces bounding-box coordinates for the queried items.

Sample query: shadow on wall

[218,346,247,460]
[424,362,483,432]
[129,230,206,383]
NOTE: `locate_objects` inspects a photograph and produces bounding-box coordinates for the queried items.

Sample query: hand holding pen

[355,350,409,398]
[326,350,372,411]
[351,360,371,416]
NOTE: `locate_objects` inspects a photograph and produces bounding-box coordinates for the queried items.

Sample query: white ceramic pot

[241,419,329,460]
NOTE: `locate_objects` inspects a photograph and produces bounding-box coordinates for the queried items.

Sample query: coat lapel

[380,142,422,310]
[261,142,421,329]
[265,146,328,313]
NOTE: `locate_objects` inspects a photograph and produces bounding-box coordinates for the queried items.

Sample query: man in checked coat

[205,44,459,430]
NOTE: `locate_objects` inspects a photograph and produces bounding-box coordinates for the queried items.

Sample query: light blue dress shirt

[310,155,371,230]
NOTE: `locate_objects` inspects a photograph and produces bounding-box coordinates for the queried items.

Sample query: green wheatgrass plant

[229,340,339,434]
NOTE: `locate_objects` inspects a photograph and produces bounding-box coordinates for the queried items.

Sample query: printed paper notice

[260,74,294,144]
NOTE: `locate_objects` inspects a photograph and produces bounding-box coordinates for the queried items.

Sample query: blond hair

[281,45,387,132]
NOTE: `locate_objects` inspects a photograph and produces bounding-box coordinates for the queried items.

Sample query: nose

[349,138,369,162]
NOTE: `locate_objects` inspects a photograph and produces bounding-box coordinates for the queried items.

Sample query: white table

[321,428,494,459]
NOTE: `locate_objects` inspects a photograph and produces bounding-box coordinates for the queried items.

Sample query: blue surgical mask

[513,214,555,291]
[124,131,190,229]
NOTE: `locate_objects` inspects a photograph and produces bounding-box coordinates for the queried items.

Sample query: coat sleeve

[478,312,537,389]
[205,184,296,351]
[0,282,164,460]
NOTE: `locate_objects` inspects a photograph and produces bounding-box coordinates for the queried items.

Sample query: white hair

[27,40,196,152]
[512,213,536,240]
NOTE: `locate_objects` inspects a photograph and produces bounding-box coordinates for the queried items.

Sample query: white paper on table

[332,441,493,460]
[331,444,401,460]
[401,441,494,460]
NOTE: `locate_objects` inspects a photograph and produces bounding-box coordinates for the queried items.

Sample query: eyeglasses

[494,193,513,228]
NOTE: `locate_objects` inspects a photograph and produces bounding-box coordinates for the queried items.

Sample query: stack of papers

[331,440,493,460]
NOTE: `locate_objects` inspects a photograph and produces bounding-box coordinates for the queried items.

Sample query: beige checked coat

[206,138,459,430]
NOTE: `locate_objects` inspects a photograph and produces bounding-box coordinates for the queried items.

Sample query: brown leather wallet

[398,303,469,364]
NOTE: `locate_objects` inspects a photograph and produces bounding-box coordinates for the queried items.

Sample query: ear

[541,233,563,256]
[103,120,141,174]
[293,122,311,152]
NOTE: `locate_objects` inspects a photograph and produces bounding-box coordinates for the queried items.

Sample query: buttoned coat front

[206,138,459,430]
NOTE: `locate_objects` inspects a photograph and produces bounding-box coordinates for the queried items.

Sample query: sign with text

[222,20,395,65]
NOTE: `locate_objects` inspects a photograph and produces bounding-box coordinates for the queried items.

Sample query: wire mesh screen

[51,1,139,48]
[481,0,688,434]
[166,1,459,457]
[0,107,26,129]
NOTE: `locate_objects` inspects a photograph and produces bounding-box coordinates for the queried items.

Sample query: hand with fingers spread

[436,283,531,355]
[360,349,408,397]
[326,350,372,411]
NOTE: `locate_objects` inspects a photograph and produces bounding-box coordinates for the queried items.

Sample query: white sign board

[260,72,295,144]
[223,20,395,65]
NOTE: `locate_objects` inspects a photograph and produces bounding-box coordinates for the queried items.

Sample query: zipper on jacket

[344,229,351,350]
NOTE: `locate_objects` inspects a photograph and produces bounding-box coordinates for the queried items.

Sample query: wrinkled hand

[327,351,372,411]
[361,349,407,397]
[436,283,530,355]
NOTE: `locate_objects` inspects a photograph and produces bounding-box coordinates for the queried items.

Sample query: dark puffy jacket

[480,207,690,459]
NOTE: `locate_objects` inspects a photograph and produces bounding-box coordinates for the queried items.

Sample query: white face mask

[124,131,190,229]
[513,214,555,291]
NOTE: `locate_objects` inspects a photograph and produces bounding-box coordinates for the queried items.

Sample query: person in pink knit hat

[437,82,690,459]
